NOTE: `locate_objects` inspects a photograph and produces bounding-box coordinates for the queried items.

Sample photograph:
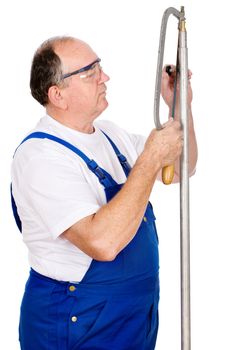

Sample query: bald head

[30,36,96,106]
[54,38,98,76]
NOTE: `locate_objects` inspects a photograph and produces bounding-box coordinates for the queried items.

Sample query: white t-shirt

[11,115,146,282]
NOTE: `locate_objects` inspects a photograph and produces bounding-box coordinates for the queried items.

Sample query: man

[11,36,197,349]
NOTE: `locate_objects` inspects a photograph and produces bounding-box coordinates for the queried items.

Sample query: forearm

[90,154,160,259]
[171,107,198,179]
[65,151,161,261]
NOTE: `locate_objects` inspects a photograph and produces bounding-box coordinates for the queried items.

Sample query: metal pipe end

[179,6,186,31]
[179,19,186,32]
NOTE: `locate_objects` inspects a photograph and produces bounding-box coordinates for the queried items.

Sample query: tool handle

[162,164,175,184]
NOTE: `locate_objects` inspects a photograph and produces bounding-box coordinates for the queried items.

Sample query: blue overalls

[11,131,160,350]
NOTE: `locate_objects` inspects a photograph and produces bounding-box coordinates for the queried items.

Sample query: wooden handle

[162,164,175,185]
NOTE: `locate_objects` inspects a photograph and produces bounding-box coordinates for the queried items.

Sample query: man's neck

[46,108,95,134]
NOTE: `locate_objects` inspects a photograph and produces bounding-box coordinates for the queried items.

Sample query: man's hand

[161,64,193,111]
[143,118,183,170]
[159,65,197,181]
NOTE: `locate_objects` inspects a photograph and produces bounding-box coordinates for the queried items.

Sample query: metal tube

[153,7,191,350]
[179,16,191,350]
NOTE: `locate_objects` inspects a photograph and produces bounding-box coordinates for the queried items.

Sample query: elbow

[88,226,121,262]
[91,243,118,262]
[94,253,117,262]
[62,231,118,262]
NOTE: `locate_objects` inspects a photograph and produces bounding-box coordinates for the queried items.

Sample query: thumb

[162,117,173,128]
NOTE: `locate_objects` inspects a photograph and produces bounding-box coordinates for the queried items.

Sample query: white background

[1,0,233,349]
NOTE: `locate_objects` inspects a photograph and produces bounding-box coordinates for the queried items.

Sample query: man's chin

[100,98,109,112]
[95,100,109,118]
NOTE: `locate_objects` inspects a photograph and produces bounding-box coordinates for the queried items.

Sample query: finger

[188,69,192,79]
[162,117,174,128]
[171,120,182,134]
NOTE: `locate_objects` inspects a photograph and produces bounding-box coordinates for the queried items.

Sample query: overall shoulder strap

[17,132,118,187]
[10,184,22,232]
[101,131,131,177]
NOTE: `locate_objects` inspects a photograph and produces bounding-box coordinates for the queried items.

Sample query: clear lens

[80,63,102,80]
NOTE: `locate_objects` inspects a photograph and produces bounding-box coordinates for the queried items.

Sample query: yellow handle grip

[162,164,175,185]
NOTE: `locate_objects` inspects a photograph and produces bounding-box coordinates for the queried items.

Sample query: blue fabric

[15,131,160,349]
[10,184,22,232]
[20,269,159,350]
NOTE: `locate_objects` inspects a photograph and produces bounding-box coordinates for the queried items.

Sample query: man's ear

[47,85,67,110]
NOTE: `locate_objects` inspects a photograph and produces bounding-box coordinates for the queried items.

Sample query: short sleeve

[20,151,100,239]
[96,120,146,157]
[128,133,146,156]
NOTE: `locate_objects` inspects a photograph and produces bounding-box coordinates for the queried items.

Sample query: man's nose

[99,70,110,83]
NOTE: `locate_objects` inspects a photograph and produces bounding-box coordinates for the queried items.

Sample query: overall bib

[12,132,160,350]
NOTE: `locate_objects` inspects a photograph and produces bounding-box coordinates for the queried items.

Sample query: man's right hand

[143,118,183,172]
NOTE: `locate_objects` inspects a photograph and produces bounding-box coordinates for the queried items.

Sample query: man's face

[56,39,110,120]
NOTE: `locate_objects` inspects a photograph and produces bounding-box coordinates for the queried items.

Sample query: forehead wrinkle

[54,40,98,72]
